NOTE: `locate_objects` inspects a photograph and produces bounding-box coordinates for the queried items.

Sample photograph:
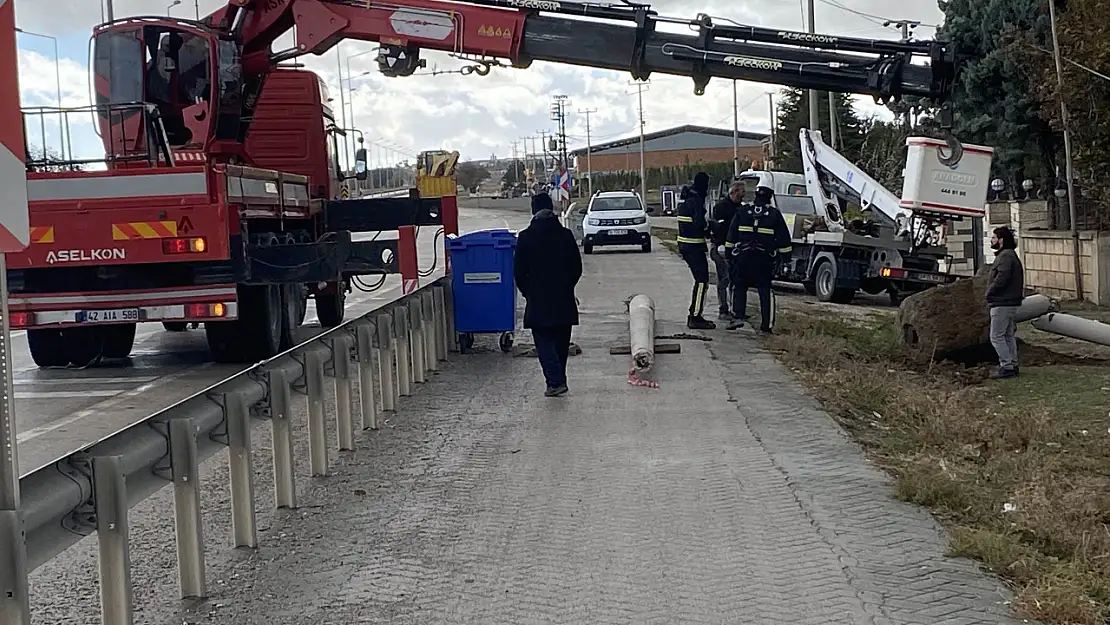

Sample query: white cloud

[14,0,945,162]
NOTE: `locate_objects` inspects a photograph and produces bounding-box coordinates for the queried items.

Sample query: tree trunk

[897,268,995,364]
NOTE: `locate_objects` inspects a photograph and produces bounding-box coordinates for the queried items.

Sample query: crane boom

[84,0,962,166]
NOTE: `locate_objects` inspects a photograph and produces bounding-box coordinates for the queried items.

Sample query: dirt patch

[766,309,1110,625]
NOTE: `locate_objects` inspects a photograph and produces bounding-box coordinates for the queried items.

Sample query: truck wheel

[102,324,137,359]
[163,321,188,332]
[206,285,283,363]
[294,285,309,327]
[813,260,856,304]
[316,283,346,328]
[803,281,817,296]
[27,329,69,367]
[61,327,104,367]
[583,244,593,255]
[279,283,302,350]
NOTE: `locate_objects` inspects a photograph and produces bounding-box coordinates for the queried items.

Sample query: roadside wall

[988,199,1110,304]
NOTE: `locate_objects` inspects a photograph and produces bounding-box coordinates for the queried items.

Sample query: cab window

[787,183,807,196]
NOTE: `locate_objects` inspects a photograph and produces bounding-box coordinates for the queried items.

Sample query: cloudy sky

[13,0,945,165]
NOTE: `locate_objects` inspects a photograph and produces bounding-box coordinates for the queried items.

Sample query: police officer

[677,172,715,330]
[725,184,792,333]
[710,180,744,321]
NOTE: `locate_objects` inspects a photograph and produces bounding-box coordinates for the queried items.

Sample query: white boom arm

[798,128,910,235]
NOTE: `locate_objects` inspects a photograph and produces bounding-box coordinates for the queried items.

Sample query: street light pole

[167,0,181,15]
[628,80,650,201]
[806,0,819,132]
[15,28,66,161]
[732,80,740,177]
[1048,0,1083,300]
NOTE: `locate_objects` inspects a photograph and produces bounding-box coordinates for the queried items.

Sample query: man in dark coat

[986,226,1024,379]
[514,193,583,397]
[676,172,715,330]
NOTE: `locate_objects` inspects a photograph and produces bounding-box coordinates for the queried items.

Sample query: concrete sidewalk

[174,244,1022,625]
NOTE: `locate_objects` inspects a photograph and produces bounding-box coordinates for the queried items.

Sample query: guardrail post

[305,350,329,476]
[225,393,257,548]
[168,419,206,599]
[375,313,396,412]
[356,324,378,430]
[267,368,296,509]
[330,336,355,451]
[443,280,457,352]
[0,509,30,625]
[409,298,426,384]
[93,455,133,625]
[432,285,448,362]
[394,306,413,397]
[422,291,439,372]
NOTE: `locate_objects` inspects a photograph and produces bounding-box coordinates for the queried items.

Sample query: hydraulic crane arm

[215,0,955,101]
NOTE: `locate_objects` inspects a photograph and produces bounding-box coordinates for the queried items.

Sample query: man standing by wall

[677,172,716,330]
[986,227,1024,379]
[711,180,744,321]
[514,193,583,397]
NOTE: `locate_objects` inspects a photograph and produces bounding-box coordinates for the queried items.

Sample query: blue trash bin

[446,228,518,353]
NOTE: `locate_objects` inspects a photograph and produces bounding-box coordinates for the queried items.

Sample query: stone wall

[1018,231,1109,304]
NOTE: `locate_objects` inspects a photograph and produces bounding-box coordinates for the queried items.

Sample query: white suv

[581,191,651,254]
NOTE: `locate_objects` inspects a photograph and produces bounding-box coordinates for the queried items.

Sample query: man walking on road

[514,193,583,397]
[677,172,716,330]
[711,180,744,321]
[986,226,1024,379]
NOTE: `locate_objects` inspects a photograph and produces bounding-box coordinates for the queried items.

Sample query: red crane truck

[8,0,966,367]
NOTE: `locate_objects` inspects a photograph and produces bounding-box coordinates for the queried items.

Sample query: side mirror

[354,148,368,181]
[645,205,655,214]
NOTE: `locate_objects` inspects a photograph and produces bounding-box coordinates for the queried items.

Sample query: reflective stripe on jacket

[724,203,793,256]
[676,192,709,247]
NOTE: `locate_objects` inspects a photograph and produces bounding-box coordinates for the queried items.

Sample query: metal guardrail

[3,277,456,622]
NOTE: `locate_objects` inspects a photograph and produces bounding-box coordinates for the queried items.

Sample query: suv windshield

[591,197,643,211]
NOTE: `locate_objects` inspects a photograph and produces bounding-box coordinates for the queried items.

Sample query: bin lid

[446,228,518,250]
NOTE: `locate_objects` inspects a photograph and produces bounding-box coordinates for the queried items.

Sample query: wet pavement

[28,209,1023,624]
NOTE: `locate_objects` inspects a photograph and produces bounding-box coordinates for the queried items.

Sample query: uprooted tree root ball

[766,311,1110,625]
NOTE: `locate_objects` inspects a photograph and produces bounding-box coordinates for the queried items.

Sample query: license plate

[607,229,629,236]
[80,308,141,323]
[909,271,946,283]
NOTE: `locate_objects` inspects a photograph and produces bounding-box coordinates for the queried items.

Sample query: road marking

[14,376,160,386]
[16,365,214,443]
[16,390,123,399]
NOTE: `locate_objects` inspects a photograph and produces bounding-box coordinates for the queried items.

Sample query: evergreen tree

[936,0,1059,204]
[773,88,865,172]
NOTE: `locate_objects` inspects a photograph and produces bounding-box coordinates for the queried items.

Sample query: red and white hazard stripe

[0,0,29,252]
[173,151,207,163]
[403,278,419,294]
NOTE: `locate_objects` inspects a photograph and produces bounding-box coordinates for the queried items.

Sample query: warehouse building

[570,125,770,173]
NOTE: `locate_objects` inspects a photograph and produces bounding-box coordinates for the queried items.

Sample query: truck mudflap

[8,284,239,329]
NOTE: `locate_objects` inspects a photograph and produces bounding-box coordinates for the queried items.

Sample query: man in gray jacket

[986,227,1024,379]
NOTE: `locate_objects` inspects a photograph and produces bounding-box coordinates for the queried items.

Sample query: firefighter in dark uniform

[725,184,792,333]
[677,172,715,330]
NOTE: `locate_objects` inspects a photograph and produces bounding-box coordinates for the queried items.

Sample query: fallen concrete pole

[1031,312,1110,347]
[629,294,655,372]
[1016,294,1059,322]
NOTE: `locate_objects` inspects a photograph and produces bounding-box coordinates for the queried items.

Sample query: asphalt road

[13,208,517,476]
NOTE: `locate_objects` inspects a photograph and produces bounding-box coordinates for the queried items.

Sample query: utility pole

[732,80,740,177]
[550,95,570,203]
[1048,0,1083,300]
[767,93,777,169]
[885,20,919,130]
[335,44,349,187]
[827,92,838,150]
[194,0,200,19]
[806,0,818,132]
[105,0,115,20]
[537,130,550,177]
[628,80,650,201]
[579,108,597,197]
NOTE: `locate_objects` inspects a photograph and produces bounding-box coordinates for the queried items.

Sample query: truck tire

[163,321,188,332]
[279,283,302,350]
[27,329,69,367]
[206,285,283,363]
[102,324,137,359]
[813,260,856,305]
[62,327,105,368]
[315,283,346,328]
